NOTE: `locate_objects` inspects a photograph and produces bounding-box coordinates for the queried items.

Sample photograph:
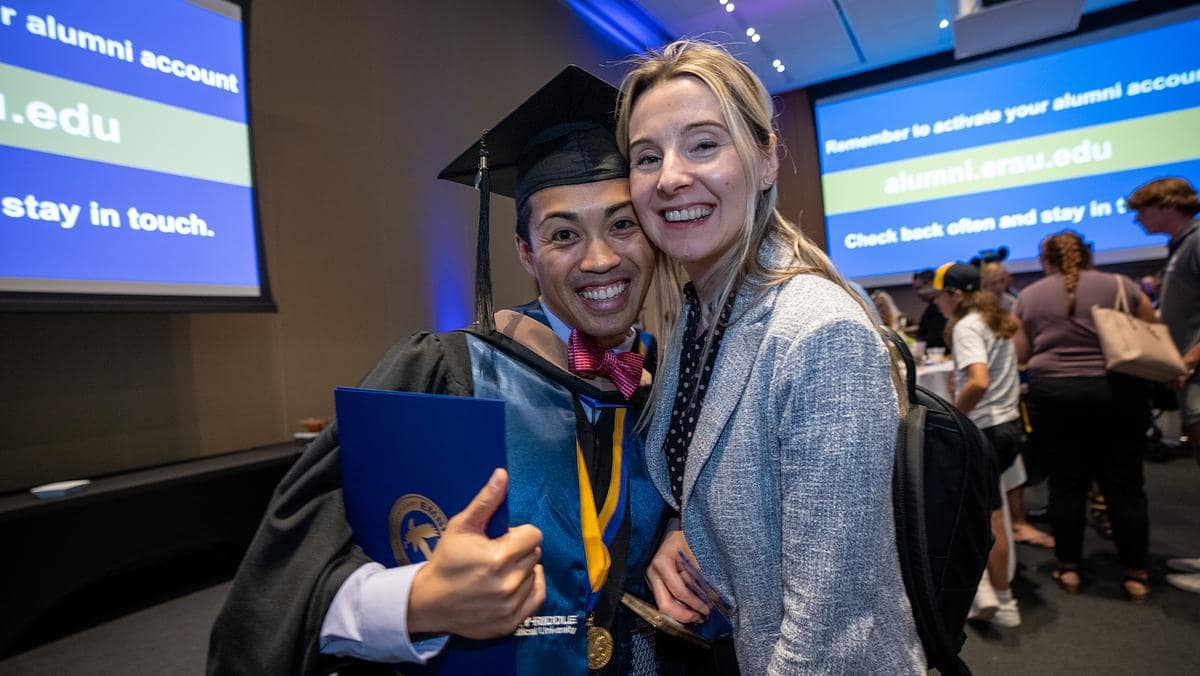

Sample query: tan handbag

[1091,274,1187,382]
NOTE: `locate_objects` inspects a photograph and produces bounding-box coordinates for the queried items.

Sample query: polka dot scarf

[665,283,734,505]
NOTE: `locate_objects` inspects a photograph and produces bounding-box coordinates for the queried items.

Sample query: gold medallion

[587,624,614,670]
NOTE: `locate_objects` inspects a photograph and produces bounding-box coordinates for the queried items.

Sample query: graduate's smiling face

[516,179,654,349]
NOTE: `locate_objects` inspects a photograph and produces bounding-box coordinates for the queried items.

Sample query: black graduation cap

[438,65,627,332]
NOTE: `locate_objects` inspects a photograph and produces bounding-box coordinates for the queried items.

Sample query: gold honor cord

[576,407,626,593]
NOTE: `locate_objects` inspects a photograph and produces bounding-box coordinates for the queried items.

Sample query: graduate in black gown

[207,67,671,675]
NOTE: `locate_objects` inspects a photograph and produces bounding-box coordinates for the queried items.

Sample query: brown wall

[774,87,827,248]
[0,0,634,493]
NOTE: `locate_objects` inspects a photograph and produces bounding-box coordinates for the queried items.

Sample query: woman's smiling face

[626,76,776,283]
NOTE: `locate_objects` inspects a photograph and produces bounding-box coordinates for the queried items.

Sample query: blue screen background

[1,0,260,294]
[815,14,1200,281]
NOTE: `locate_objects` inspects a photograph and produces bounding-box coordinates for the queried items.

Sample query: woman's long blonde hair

[871,290,904,332]
[616,39,906,416]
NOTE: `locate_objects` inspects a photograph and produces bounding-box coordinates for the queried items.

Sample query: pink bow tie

[567,329,645,400]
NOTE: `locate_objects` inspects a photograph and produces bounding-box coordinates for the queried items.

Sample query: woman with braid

[1012,230,1158,602]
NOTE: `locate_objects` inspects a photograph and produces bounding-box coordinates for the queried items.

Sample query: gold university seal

[389,493,448,565]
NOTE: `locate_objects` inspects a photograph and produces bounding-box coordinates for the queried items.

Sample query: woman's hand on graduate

[645,528,710,624]
[407,468,545,639]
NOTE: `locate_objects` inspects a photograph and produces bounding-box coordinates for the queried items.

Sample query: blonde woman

[980,261,1018,311]
[870,289,906,332]
[617,41,923,673]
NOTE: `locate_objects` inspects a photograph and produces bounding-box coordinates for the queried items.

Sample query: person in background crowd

[849,279,883,323]
[913,268,948,349]
[981,261,1019,311]
[1140,271,1164,308]
[1012,230,1157,602]
[981,260,1055,549]
[617,39,924,674]
[932,262,1022,628]
[871,289,907,333]
[1007,471,1055,550]
[1128,176,1200,594]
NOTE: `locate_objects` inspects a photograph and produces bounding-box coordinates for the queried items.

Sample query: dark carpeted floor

[2,457,1197,675]
[960,453,1200,675]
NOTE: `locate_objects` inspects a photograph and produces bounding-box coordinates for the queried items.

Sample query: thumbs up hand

[407,468,546,639]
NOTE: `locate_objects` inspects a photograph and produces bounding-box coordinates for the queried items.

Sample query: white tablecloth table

[915,359,954,401]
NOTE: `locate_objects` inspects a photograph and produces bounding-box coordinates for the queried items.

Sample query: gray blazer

[646,238,925,674]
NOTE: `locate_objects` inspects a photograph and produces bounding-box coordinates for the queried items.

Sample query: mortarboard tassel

[473,132,495,333]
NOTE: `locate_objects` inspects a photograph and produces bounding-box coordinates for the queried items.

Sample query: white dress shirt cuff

[319,561,449,663]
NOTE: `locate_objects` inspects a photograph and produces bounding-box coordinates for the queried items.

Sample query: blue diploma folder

[334,386,514,674]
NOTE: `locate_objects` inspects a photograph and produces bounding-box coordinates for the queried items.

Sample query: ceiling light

[776,64,785,72]
[725,3,735,12]
[719,0,728,5]
[772,59,781,67]
[751,34,761,42]
[939,19,949,29]
[746,27,755,37]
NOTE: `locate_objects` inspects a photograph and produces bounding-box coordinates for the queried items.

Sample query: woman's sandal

[1122,575,1150,604]
[1052,566,1081,594]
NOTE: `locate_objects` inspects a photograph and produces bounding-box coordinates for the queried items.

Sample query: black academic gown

[207,307,663,676]
[207,331,471,676]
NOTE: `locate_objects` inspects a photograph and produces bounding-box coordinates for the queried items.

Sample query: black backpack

[887,332,996,676]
